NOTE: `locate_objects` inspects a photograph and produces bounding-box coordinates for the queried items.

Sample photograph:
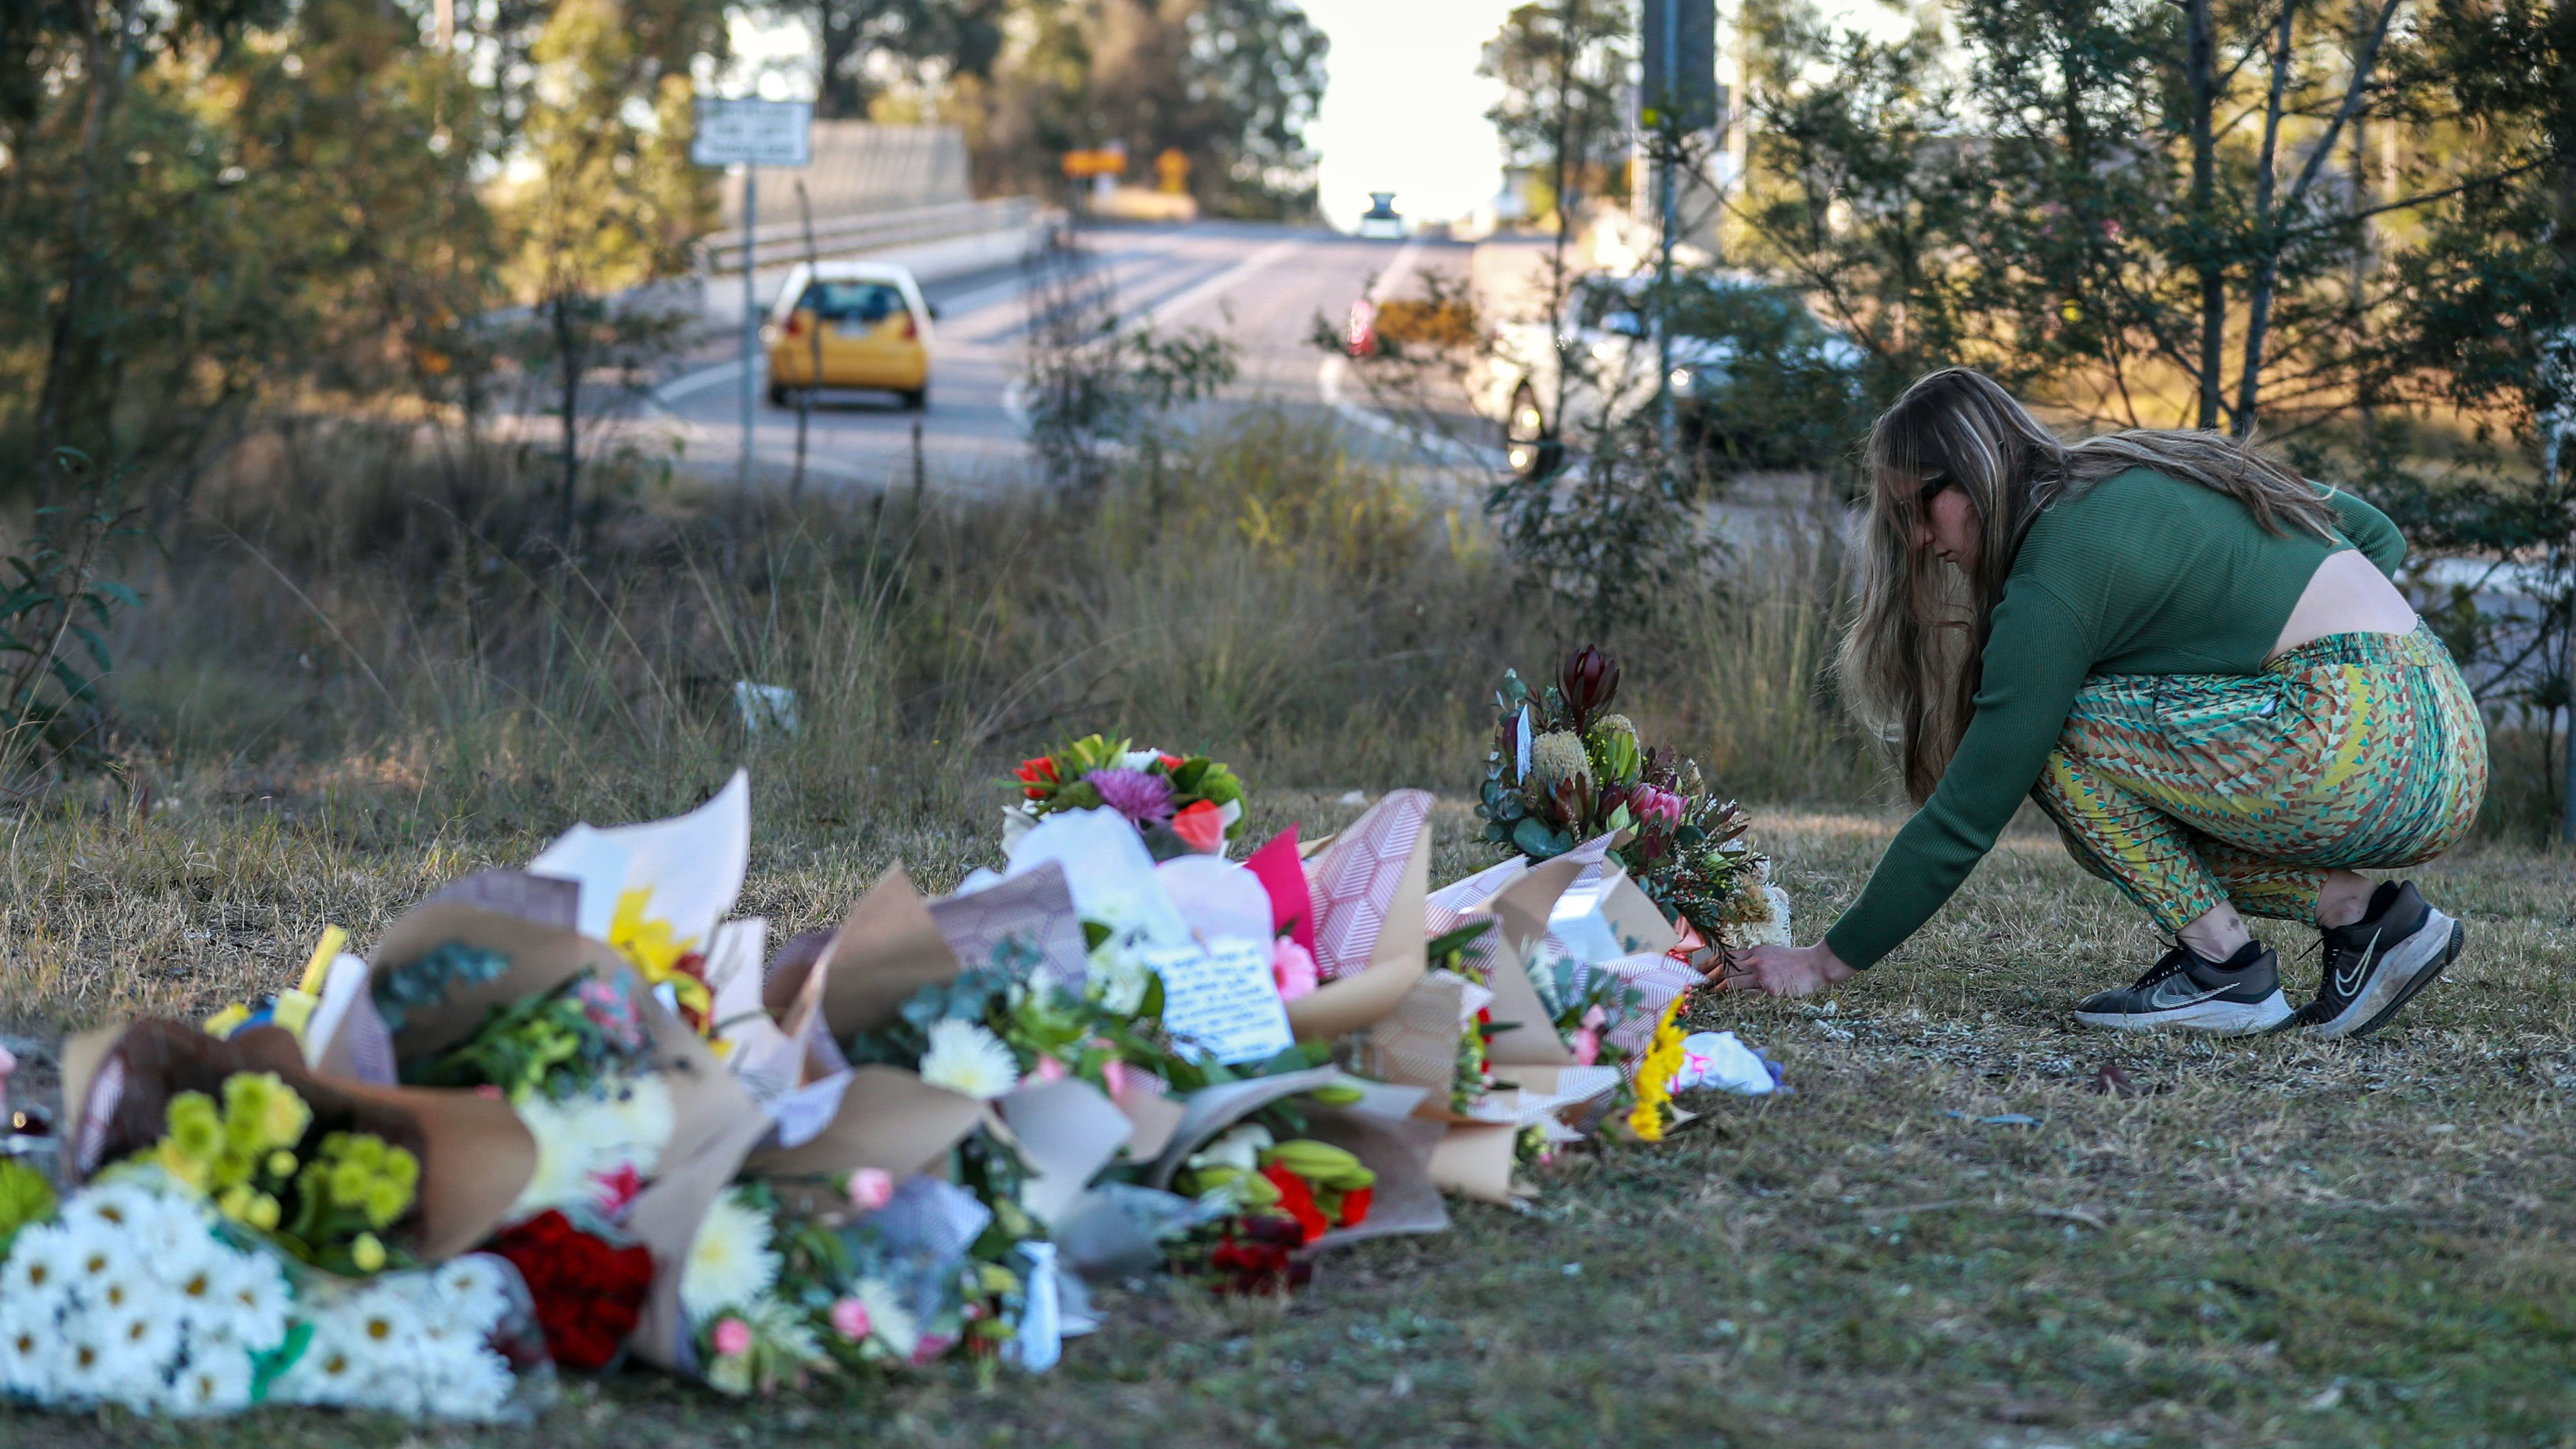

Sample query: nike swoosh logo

[2146,980,2229,1010]
[2333,929,2382,998]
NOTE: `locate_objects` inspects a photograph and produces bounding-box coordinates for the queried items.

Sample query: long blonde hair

[1839,368,2341,801]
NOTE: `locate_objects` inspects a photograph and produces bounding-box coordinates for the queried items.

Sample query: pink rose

[1025,1055,1069,1086]
[846,1168,894,1212]
[829,1298,873,1340]
[711,1316,752,1357]
[1570,1027,1600,1066]
[1271,940,1320,1002]
[1170,799,1228,854]
[1100,1056,1129,1098]
[909,1332,955,1366]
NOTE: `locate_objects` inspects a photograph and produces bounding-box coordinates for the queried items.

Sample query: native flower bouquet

[1007,735,1248,860]
[1474,646,1789,949]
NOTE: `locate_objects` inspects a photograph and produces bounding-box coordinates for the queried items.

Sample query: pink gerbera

[1084,767,1175,826]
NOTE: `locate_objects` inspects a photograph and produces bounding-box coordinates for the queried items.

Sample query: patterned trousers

[2032,625,2487,933]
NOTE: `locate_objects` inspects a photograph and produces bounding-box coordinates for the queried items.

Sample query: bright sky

[1298,0,1526,232]
[720,2,1914,233]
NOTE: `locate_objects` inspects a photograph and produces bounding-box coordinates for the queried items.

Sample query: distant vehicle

[762,261,937,410]
[1472,271,1865,478]
[1356,192,1405,240]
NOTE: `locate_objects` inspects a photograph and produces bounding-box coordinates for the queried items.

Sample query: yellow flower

[351,1232,386,1273]
[245,1192,281,1232]
[1625,996,1689,1144]
[221,1072,312,1154]
[608,886,710,1024]
[158,1092,224,1187]
[266,1151,298,1179]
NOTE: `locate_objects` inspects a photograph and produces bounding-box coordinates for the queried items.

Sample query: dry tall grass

[104,408,1881,838]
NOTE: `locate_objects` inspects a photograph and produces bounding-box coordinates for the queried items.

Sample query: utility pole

[740,164,757,489]
[1640,0,1715,469]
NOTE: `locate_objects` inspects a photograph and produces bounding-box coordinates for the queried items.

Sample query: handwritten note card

[1143,938,1295,1065]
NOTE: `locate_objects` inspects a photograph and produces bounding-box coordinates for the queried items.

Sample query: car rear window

[800,281,907,323]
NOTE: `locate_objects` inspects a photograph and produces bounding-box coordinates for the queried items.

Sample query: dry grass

[3,411,2569,1445]
[3,799,2571,1449]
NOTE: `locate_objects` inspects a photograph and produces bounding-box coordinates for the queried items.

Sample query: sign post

[692,97,813,488]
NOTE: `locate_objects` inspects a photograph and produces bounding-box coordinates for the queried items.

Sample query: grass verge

[3,797,2569,1449]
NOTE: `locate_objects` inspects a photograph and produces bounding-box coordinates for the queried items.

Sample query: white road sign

[691,98,813,168]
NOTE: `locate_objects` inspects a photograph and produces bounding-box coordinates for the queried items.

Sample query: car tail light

[785,314,804,337]
[902,313,918,340]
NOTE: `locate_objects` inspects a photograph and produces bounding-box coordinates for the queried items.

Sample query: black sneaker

[2280,880,2462,1039]
[2075,940,2293,1035]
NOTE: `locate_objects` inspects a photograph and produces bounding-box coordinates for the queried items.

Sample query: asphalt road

[651,220,1488,494]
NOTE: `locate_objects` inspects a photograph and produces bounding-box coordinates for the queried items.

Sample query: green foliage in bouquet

[1009,733,1247,861]
[1474,645,1768,940]
[146,1071,418,1276]
[402,966,652,1103]
[0,1159,57,1256]
[371,941,511,1035]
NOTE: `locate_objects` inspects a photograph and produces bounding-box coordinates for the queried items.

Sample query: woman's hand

[1708,941,1855,997]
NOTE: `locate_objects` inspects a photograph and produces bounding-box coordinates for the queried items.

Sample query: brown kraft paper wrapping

[61,1018,537,1263]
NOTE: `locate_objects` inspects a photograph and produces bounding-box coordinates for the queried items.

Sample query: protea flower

[1559,645,1620,730]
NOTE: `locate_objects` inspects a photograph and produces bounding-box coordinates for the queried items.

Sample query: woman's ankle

[2178,905,2253,962]
[2315,871,2375,929]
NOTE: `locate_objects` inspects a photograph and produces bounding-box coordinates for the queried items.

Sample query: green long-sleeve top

[1820,466,2407,970]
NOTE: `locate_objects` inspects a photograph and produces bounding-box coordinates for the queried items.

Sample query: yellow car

[762,261,937,410]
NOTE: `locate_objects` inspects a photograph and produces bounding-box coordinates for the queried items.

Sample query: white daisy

[679,1188,780,1321]
[161,1343,255,1416]
[58,1217,121,1297]
[428,1255,512,1329]
[917,1018,1019,1101]
[100,1297,183,1374]
[51,1323,127,1405]
[268,1329,363,1407]
[342,1289,427,1371]
[205,1249,292,1350]
[0,1311,60,1394]
[419,1341,516,1421]
[59,1176,158,1234]
[1,1221,80,1309]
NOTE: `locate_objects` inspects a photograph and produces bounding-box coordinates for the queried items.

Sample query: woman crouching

[1718,368,2485,1037]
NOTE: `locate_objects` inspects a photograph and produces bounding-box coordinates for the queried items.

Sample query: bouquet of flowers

[678,1183,833,1395]
[396,957,674,1227]
[1169,1122,1376,1293]
[1474,646,1789,949]
[485,1209,654,1372]
[1007,735,1247,860]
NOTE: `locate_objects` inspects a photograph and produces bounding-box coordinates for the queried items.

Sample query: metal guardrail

[697,196,1040,273]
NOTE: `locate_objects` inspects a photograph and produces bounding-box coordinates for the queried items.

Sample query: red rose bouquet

[486,1209,655,1372]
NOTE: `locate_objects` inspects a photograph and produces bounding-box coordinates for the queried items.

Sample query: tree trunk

[2184,0,2226,430]
[2230,0,2301,434]
[35,0,143,470]
[2235,0,2402,434]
